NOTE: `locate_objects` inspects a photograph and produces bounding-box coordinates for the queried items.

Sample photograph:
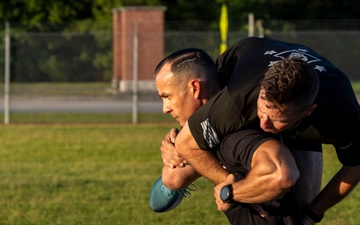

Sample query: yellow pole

[219,3,228,54]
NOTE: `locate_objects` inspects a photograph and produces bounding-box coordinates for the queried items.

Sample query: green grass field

[7,113,174,124]
[0,123,359,225]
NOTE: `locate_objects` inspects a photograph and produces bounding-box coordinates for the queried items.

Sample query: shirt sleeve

[216,129,274,176]
[188,87,246,151]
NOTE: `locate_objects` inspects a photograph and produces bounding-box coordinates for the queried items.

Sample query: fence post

[248,13,255,37]
[4,21,10,124]
[132,26,139,124]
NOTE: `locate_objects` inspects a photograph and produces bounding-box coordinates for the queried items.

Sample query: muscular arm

[232,140,299,203]
[175,121,229,185]
[215,139,299,206]
[309,165,360,215]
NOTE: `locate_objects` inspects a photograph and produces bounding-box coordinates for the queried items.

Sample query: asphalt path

[2,96,360,114]
[0,98,163,113]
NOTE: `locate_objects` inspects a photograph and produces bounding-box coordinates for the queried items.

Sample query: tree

[1,0,359,31]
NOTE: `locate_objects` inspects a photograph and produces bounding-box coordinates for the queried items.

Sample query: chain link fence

[1,20,360,123]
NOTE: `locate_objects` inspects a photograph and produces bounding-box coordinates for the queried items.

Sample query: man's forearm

[310,165,360,214]
[162,165,201,190]
[160,128,201,190]
[175,122,228,185]
[181,147,228,185]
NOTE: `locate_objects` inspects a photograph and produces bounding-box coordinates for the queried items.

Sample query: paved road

[0,98,163,113]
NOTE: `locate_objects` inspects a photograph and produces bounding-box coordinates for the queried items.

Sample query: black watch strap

[304,204,324,223]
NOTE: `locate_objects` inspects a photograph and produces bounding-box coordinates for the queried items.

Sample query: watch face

[220,186,229,201]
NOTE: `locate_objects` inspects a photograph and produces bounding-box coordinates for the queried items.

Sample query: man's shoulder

[229,37,273,53]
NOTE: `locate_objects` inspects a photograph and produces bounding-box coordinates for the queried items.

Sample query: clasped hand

[161,128,187,168]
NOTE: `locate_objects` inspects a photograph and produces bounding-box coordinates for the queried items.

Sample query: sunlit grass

[0,125,358,225]
[1,113,173,124]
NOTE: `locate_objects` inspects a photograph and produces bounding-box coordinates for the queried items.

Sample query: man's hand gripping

[214,174,280,218]
[161,128,187,168]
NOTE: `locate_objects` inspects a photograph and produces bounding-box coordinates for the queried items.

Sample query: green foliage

[1,0,359,32]
[9,32,112,82]
[262,0,360,20]
[1,0,359,83]
[0,0,111,31]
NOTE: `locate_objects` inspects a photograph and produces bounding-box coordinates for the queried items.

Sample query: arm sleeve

[188,87,246,151]
[217,129,275,175]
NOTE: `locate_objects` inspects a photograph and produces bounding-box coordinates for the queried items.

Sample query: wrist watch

[220,184,234,203]
[304,203,324,223]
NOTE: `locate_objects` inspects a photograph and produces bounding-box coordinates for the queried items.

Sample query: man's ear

[189,79,201,99]
[304,104,317,117]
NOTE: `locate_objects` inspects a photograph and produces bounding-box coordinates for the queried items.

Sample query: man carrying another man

[152,47,303,224]
[151,37,360,224]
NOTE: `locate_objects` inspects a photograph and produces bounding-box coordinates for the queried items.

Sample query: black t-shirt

[188,37,360,166]
[217,129,302,225]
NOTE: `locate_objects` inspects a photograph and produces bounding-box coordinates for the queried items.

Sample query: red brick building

[112,6,166,93]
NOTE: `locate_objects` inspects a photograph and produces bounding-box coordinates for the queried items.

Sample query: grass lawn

[0,123,359,225]
[6,113,174,124]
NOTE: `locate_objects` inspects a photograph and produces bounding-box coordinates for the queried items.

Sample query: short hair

[260,57,319,112]
[154,48,219,92]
